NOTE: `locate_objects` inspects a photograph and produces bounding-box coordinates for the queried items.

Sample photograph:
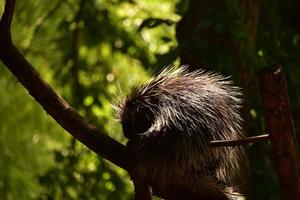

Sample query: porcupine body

[118,66,244,200]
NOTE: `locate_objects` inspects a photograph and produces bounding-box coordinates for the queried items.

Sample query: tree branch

[210,134,270,147]
[0,0,128,170]
[260,65,300,199]
[0,0,15,42]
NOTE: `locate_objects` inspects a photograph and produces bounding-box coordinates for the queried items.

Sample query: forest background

[1,0,300,199]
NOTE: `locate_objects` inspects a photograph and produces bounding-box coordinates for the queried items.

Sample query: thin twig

[210,134,270,147]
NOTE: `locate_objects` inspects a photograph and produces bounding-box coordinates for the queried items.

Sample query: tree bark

[260,65,300,200]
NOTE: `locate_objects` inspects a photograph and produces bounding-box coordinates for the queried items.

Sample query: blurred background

[0,0,300,199]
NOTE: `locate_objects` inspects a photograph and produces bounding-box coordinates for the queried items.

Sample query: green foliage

[38,140,133,200]
[0,67,68,199]
[1,0,300,199]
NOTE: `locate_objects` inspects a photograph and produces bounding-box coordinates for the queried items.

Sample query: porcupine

[117,66,244,200]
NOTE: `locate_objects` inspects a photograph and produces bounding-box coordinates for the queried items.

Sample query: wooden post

[260,65,300,200]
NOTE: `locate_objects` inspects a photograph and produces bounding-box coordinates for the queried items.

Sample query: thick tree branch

[0,0,127,170]
[260,65,300,199]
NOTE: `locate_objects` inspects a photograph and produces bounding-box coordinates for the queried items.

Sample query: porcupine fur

[117,66,244,200]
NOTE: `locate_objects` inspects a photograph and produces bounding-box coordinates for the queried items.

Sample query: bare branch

[210,134,270,147]
[0,0,15,42]
[0,0,128,170]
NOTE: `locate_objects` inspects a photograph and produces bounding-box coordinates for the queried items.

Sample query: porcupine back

[118,66,244,197]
